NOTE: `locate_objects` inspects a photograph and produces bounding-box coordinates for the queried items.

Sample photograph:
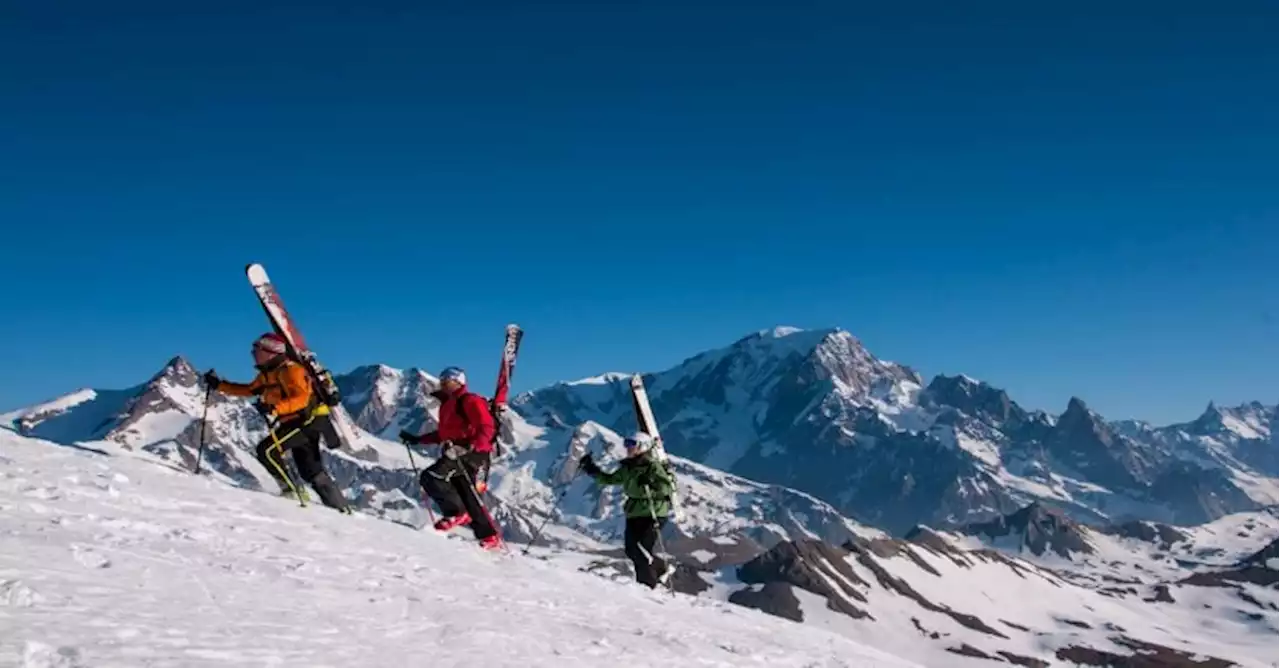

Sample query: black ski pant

[255,413,348,511]
[624,516,668,588]
[420,451,497,540]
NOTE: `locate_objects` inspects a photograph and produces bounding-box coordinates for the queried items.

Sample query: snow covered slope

[0,430,920,668]
[4,415,1275,667]
[700,530,1278,667]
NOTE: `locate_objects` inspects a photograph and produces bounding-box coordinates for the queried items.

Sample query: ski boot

[433,513,471,532]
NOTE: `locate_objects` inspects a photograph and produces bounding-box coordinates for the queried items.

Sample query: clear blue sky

[1,1,1274,424]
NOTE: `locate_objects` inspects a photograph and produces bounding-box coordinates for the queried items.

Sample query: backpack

[453,392,506,459]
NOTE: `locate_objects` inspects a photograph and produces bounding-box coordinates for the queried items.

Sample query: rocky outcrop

[960,502,1095,558]
[1100,519,1189,548]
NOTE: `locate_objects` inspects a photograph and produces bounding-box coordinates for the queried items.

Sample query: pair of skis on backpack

[245,262,524,456]
[244,263,523,522]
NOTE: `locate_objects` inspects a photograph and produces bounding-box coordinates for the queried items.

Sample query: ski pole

[644,484,677,596]
[194,384,213,474]
[403,443,436,526]
[522,471,581,555]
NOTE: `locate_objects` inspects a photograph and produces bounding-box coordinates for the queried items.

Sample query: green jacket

[587,453,676,519]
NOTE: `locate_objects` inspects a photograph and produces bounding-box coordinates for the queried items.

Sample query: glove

[441,442,467,460]
[398,430,419,445]
[252,402,276,423]
[202,370,221,389]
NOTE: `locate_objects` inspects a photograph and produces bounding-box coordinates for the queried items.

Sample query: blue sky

[1,1,1274,424]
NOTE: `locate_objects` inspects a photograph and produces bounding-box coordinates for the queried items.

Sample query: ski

[628,374,681,516]
[489,323,524,456]
[244,263,360,453]
[629,374,662,447]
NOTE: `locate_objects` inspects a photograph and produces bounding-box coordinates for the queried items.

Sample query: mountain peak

[1064,396,1090,416]
[760,325,807,338]
[347,363,404,380]
[1192,402,1224,426]
[146,355,198,389]
[565,372,632,387]
[735,326,841,352]
[1057,397,1114,444]
[922,374,1021,424]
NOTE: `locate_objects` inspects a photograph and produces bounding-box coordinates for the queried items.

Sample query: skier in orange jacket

[204,332,349,512]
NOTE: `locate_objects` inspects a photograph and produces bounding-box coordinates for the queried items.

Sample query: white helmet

[438,366,467,386]
[623,431,654,456]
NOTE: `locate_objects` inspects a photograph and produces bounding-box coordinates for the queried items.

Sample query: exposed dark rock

[921,374,1026,426]
[1046,397,1153,492]
[847,542,1008,638]
[1180,563,1277,588]
[909,617,941,639]
[1055,635,1236,667]
[1148,463,1264,527]
[998,650,1050,667]
[961,501,1095,558]
[946,644,994,660]
[903,526,954,553]
[1239,538,1278,568]
[1143,584,1175,603]
[1100,520,1190,548]
[670,565,713,596]
[728,582,802,622]
[852,537,942,576]
[735,540,871,621]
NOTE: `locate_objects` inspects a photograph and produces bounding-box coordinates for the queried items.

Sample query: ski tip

[245,263,269,282]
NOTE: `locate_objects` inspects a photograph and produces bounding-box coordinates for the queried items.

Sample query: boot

[433,513,471,531]
[309,472,350,513]
[657,560,676,587]
[275,477,310,502]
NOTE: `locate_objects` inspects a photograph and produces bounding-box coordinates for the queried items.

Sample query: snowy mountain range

[515,326,1277,533]
[3,325,1276,667]
[13,326,1273,539]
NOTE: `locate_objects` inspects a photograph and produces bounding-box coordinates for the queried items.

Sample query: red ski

[490,323,524,455]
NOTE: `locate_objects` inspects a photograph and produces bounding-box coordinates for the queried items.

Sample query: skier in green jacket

[578,432,677,589]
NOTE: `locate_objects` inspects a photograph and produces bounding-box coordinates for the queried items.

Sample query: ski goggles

[623,437,644,451]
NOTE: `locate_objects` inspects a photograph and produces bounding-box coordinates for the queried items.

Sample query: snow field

[0,431,920,668]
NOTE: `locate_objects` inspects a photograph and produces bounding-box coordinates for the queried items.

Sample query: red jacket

[414,387,496,453]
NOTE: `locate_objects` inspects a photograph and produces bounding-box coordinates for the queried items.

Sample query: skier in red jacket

[400,366,501,549]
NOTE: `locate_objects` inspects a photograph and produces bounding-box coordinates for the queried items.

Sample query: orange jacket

[218,361,314,418]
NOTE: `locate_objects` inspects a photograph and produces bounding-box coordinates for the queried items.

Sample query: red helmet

[252,332,288,356]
